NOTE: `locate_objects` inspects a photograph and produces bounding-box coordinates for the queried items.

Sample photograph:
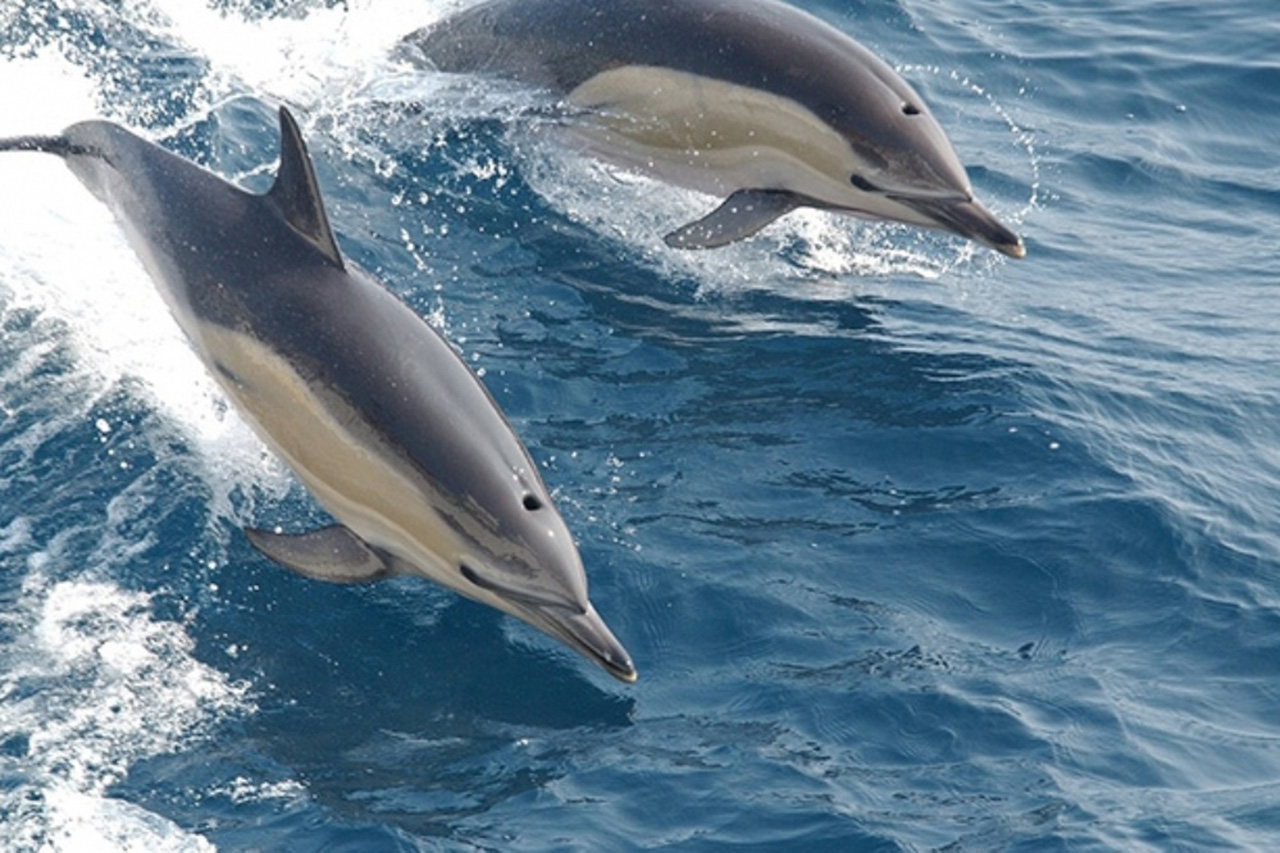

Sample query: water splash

[0,571,251,851]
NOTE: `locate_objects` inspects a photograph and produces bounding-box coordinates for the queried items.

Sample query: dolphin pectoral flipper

[663,189,804,250]
[244,524,397,584]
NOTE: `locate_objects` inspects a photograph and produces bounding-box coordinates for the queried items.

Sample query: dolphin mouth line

[894,195,1026,259]
[520,602,638,683]
[817,190,1026,259]
[460,562,585,612]
[458,563,636,682]
[883,187,972,205]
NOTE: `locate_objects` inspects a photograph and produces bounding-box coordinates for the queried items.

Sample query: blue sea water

[2,0,1279,848]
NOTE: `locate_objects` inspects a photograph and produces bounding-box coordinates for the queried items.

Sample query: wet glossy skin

[2,111,636,682]
[402,0,1024,257]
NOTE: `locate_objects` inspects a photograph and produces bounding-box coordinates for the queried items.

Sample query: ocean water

[2,0,1278,849]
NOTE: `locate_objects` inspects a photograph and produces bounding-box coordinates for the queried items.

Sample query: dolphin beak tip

[528,602,638,684]
[1001,239,1027,260]
[900,195,1026,261]
[599,646,638,684]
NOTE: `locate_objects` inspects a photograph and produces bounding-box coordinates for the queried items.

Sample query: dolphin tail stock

[0,135,79,156]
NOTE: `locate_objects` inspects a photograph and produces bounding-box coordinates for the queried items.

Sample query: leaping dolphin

[399,0,1025,258]
[0,108,637,683]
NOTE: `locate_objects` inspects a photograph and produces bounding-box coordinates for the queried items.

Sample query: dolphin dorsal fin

[267,107,345,269]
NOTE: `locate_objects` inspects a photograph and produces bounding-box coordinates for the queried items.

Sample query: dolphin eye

[849,174,879,192]
[522,494,544,511]
[902,102,921,116]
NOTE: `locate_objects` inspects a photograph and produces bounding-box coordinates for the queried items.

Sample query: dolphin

[398,0,1025,258]
[0,107,637,683]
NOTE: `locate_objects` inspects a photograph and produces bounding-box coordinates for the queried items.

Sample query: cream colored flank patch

[568,65,858,203]
[197,323,464,583]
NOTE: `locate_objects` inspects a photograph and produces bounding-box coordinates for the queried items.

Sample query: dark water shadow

[129,538,637,838]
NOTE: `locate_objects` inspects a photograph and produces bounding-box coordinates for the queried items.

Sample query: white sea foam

[0,571,251,851]
[123,0,458,114]
[0,40,274,853]
[0,50,292,513]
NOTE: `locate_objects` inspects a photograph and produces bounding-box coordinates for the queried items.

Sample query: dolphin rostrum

[399,0,1025,258]
[0,107,637,683]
